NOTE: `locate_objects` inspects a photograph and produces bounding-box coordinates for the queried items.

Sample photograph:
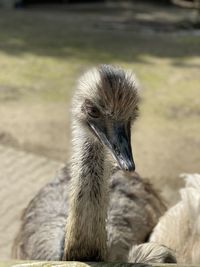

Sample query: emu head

[72,65,140,172]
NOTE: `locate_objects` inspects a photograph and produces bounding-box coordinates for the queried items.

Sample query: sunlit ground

[0,3,200,205]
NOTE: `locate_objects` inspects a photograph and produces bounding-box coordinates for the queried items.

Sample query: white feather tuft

[150,173,200,264]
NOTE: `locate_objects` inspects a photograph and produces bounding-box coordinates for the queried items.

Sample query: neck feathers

[63,124,110,261]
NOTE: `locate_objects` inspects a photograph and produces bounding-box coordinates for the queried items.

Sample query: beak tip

[120,160,135,172]
[126,164,135,172]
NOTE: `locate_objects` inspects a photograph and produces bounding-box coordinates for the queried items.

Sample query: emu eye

[87,106,100,118]
[83,100,101,119]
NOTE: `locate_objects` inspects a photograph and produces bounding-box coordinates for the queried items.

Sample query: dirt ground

[0,145,61,259]
[0,0,199,227]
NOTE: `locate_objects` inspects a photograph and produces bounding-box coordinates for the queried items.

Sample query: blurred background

[0,0,199,260]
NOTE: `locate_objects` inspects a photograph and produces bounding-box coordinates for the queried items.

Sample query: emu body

[13,167,166,261]
[13,65,167,262]
[150,173,200,264]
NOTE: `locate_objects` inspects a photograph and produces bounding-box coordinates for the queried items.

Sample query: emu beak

[89,121,135,172]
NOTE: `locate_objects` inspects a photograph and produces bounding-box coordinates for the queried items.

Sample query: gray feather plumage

[13,65,167,262]
[13,166,166,261]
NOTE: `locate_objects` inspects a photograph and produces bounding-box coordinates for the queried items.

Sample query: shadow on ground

[0,3,200,66]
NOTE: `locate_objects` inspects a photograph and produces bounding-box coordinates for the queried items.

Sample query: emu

[12,65,174,263]
[150,173,200,264]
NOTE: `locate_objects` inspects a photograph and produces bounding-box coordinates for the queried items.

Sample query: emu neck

[63,125,110,261]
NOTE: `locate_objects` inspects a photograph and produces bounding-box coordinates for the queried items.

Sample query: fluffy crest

[72,65,140,120]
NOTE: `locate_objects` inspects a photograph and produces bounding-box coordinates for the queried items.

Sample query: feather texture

[13,167,166,261]
[150,173,200,264]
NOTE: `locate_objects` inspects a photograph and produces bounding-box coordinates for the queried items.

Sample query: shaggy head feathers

[72,65,140,121]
